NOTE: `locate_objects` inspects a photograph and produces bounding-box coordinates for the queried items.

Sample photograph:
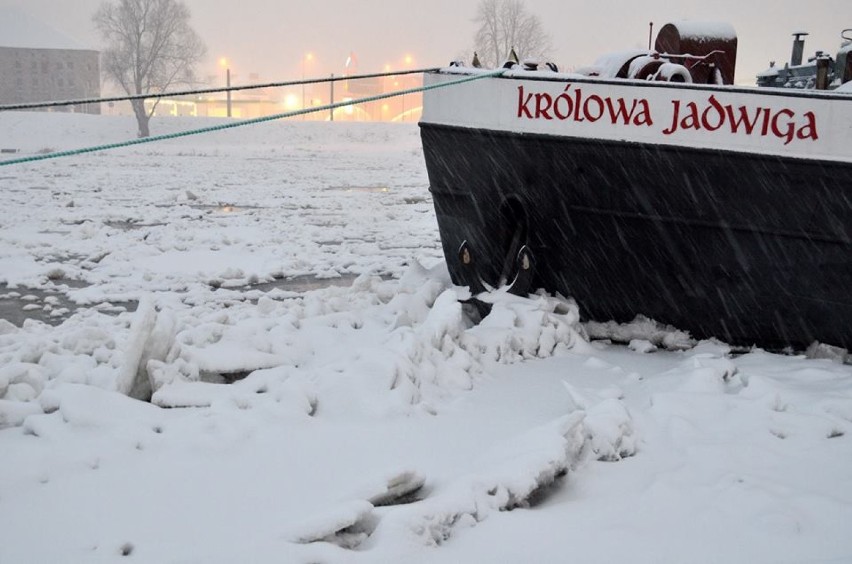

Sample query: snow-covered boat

[419,22,852,349]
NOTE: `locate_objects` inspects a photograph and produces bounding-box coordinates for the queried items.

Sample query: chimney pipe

[791,31,808,66]
[815,53,831,89]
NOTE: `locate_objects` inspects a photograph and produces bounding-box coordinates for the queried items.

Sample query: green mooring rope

[0,67,441,112]
[0,69,504,168]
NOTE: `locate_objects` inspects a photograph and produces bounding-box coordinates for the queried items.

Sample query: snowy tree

[473,0,552,68]
[93,0,206,137]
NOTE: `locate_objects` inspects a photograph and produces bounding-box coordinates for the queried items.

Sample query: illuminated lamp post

[302,52,313,119]
[402,54,413,122]
[382,64,392,122]
[219,57,231,118]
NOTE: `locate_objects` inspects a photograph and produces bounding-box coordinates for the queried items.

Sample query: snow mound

[0,262,587,423]
[585,314,694,350]
[285,470,426,550]
[367,411,587,548]
[368,394,637,548]
[583,398,637,461]
[365,471,427,507]
[285,500,377,549]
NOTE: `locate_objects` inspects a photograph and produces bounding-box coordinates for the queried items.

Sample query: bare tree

[473,0,552,68]
[94,0,206,137]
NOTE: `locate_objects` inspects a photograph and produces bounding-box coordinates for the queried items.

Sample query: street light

[219,57,231,118]
[402,55,414,121]
[302,52,314,119]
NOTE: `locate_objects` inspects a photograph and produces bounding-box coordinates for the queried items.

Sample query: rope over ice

[0,69,504,168]
[0,68,440,112]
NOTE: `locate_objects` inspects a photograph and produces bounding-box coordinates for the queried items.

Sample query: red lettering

[514,87,817,146]
[797,111,819,141]
[681,102,701,130]
[517,86,534,119]
[535,93,554,120]
[573,89,585,122]
[605,98,637,124]
[554,87,574,120]
[633,100,653,126]
[760,108,771,136]
[701,95,725,131]
[662,100,680,135]
[583,95,605,122]
[725,105,761,134]
[771,109,796,144]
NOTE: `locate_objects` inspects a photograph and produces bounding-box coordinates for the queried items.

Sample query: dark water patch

[0,285,76,327]
[37,230,73,235]
[200,371,253,385]
[248,273,365,293]
[1,274,388,327]
[51,278,90,289]
[34,253,91,266]
[402,196,429,204]
[325,185,390,193]
[104,220,167,231]
[0,282,136,327]
[188,204,264,213]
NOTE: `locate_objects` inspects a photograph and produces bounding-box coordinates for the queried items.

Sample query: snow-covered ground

[1,112,851,563]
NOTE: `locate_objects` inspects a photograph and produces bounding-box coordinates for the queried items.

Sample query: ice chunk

[365,471,426,507]
[114,296,158,399]
[0,398,43,428]
[285,500,377,549]
[584,398,637,461]
[629,339,658,353]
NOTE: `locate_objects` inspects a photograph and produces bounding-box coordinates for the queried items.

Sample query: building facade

[0,47,100,113]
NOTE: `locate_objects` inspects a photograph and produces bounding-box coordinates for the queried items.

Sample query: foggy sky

[3,0,849,85]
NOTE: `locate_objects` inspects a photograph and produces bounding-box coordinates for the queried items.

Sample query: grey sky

[3,0,849,84]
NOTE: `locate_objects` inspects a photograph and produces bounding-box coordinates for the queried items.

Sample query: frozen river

[1,113,850,563]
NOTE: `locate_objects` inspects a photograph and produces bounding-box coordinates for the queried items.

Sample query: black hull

[421,123,852,349]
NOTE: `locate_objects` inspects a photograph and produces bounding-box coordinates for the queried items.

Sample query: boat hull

[420,118,852,348]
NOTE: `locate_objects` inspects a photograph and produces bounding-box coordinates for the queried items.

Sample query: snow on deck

[668,20,737,40]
